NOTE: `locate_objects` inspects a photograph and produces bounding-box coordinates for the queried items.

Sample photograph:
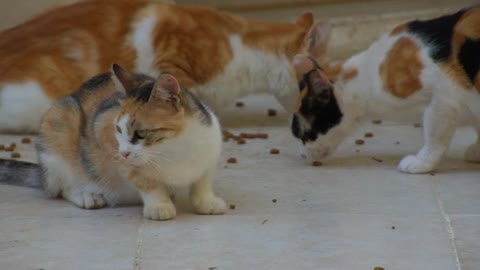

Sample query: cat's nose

[120,151,130,158]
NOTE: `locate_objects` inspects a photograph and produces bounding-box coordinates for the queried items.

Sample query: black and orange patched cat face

[291,55,343,147]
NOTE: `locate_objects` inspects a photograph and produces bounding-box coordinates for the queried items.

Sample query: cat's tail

[0,159,42,188]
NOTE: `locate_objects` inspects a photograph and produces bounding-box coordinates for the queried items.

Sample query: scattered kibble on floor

[236,139,246,145]
[272,199,277,203]
[11,152,21,158]
[0,144,4,151]
[222,130,269,142]
[229,204,236,210]
[235,101,244,107]
[21,137,32,144]
[364,132,374,138]
[355,139,365,145]
[270,149,279,154]
[312,161,323,167]
[227,157,237,164]
[372,120,382,124]
[267,108,277,116]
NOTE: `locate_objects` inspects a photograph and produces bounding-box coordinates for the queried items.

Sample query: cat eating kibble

[0,64,226,220]
[291,6,480,174]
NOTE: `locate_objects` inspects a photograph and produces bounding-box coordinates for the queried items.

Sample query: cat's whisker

[143,151,172,162]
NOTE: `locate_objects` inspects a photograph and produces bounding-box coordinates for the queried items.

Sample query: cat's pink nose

[120,151,130,158]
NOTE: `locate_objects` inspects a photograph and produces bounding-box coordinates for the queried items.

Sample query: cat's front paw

[70,192,107,209]
[192,195,226,215]
[143,202,176,220]
[398,155,434,174]
[464,143,480,163]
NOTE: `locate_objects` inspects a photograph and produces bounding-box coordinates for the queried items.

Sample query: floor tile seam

[434,179,462,270]
[133,221,145,270]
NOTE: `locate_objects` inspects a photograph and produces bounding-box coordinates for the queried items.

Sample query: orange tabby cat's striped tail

[0,159,42,188]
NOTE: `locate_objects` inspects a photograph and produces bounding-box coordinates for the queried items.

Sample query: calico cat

[291,6,480,174]
[0,0,331,133]
[0,64,226,220]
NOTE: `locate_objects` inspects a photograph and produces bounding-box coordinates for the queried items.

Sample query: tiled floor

[0,95,479,270]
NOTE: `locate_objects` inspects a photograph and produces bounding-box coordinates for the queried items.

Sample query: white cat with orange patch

[291,6,480,174]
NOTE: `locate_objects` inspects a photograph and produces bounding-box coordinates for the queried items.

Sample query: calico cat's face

[112,65,185,165]
[290,56,345,161]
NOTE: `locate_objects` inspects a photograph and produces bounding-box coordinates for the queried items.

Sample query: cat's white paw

[143,202,176,220]
[464,143,480,163]
[398,155,434,174]
[70,192,107,209]
[192,195,226,215]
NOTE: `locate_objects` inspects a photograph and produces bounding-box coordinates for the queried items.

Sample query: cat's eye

[115,125,122,133]
[134,129,148,139]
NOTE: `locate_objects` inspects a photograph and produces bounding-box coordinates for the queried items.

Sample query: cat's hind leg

[461,107,480,162]
[39,152,107,209]
[399,98,459,174]
[190,169,226,215]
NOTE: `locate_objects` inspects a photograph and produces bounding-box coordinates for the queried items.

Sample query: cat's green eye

[134,129,148,139]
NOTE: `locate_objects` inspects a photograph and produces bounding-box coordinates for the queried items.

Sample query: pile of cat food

[222,130,269,144]
[0,137,31,159]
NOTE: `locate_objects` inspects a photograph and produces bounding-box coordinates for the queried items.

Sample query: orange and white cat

[1,64,226,220]
[0,0,330,133]
[291,6,480,174]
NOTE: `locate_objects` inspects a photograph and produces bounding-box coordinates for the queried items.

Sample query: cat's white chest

[145,117,222,186]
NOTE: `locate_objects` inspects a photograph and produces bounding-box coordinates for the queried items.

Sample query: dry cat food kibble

[235,101,245,107]
[10,143,16,148]
[4,147,14,152]
[272,199,277,203]
[227,157,237,164]
[267,108,277,116]
[364,132,374,138]
[371,157,383,163]
[372,120,382,124]
[355,139,365,145]
[374,267,385,270]
[229,204,236,210]
[256,133,269,139]
[312,161,323,167]
[0,144,4,151]
[270,149,280,154]
[11,152,21,158]
[223,130,269,142]
[21,137,32,144]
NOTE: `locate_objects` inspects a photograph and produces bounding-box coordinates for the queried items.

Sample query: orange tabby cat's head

[111,64,186,165]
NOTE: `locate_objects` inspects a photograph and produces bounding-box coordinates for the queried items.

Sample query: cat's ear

[304,21,332,62]
[296,12,314,29]
[150,74,181,106]
[111,63,134,94]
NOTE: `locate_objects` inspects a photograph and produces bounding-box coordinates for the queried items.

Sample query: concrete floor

[0,94,479,270]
